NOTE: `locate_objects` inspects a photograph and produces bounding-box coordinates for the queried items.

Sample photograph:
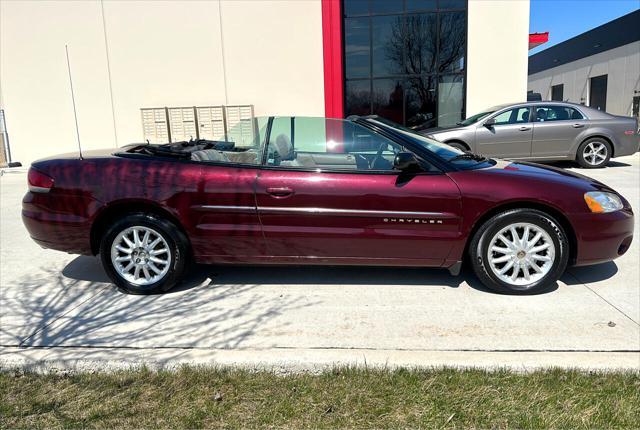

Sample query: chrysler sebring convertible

[22,116,634,295]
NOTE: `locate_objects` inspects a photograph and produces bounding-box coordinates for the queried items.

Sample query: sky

[529,0,640,55]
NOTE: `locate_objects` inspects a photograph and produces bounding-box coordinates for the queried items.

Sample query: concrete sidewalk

[1,155,639,372]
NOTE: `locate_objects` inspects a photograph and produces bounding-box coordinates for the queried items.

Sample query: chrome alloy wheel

[110,226,171,286]
[583,141,608,166]
[485,223,556,287]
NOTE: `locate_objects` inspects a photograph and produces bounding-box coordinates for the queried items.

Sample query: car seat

[536,108,547,121]
[191,149,230,162]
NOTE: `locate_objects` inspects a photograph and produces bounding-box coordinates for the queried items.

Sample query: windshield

[457,110,495,126]
[366,117,495,169]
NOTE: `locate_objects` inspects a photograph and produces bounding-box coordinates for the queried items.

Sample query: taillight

[28,168,54,193]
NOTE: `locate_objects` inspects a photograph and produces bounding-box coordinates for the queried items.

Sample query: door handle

[572,123,584,128]
[266,187,294,198]
[519,126,531,131]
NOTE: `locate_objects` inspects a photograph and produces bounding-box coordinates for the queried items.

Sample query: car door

[474,106,533,158]
[254,117,462,265]
[531,105,588,158]
[188,118,269,262]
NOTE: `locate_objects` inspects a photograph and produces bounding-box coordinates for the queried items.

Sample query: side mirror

[393,152,421,172]
[484,118,496,127]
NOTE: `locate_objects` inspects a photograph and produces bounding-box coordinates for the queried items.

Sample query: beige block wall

[0,0,115,165]
[466,0,530,116]
[527,41,640,116]
[0,0,324,166]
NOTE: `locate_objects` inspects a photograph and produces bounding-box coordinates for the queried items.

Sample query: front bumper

[571,208,634,266]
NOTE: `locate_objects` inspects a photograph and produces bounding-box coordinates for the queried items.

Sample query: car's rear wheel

[576,138,611,168]
[100,213,188,294]
[469,209,569,294]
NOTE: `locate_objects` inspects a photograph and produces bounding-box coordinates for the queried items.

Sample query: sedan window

[491,107,531,125]
[535,106,584,122]
[266,117,411,172]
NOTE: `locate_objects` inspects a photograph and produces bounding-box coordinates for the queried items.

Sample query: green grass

[1,367,638,429]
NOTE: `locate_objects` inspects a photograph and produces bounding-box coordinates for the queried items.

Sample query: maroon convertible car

[23,116,634,295]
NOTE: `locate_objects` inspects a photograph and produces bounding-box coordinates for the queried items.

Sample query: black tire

[576,138,611,168]
[469,209,569,295]
[447,141,468,152]
[100,213,189,294]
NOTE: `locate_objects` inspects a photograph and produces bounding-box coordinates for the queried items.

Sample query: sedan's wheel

[100,213,189,294]
[469,209,569,294]
[576,138,611,168]
[447,141,468,152]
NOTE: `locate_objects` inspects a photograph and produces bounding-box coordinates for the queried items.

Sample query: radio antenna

[65,44,83,159]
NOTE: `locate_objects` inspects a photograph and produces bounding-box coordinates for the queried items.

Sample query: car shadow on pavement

[563,261,619,285]
[541,160,632,169]
[60,255,556,295]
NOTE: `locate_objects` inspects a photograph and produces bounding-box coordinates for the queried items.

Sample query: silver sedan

[423,102,639,168]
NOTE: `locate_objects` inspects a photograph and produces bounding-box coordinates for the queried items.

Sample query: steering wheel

[368,142,389,170]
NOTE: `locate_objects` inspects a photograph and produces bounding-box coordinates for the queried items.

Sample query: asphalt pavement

[1,154,638,372]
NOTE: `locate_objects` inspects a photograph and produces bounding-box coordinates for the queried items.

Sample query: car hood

[480,159,612,191]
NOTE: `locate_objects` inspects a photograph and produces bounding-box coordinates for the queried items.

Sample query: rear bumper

[22,192,95,255]
[614,134,640,157]
[572,208,634,266]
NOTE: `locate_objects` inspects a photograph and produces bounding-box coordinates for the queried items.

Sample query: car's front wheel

[469,209,569,294]
[100,213,189,294]
[446,141,468,152]
[576,138,611,168]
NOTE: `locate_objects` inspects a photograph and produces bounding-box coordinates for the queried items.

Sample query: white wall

[466,0,530,116]
[0,0,324,166]
[528,41,640,116]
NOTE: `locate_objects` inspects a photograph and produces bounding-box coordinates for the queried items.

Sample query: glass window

[438,12,465,72]
[266,117,405,172]
[372,16,402,76]
[404,14,437,75]
[371,0,403,14]
[372,79,404,124]
[491,107,530,125]
[406,0,437,12]
[342,0,466,129]
[437,75,464,127]
[345,18,371,79]
[439,0,466,9]
[534,106,584,122]
[405,75,437,130]
[344,0,369,16]
[345,80,372,116]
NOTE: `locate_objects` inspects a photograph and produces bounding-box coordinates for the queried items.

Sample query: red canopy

[529,32,549,50]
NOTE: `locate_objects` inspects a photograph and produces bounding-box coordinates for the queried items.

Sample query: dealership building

[528,10,640,117]
[0,0,530,166]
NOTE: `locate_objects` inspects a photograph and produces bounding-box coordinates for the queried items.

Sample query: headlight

[584,191,623,213]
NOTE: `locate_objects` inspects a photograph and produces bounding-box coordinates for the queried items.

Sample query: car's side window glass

[492,107,530,125]
[266,117,425,172]
[535,106,583,122]
[190,117,267,165]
